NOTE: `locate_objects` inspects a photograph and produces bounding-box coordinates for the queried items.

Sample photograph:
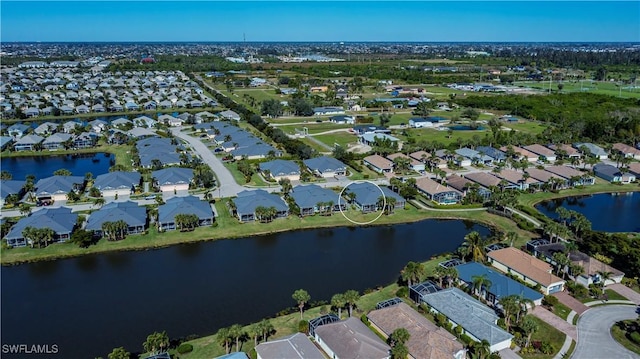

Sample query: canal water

[1,152,114,180]
[535,192,640,233]
[1,220,489,358]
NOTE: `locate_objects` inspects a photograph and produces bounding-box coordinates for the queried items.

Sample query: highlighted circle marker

[338,180,386,225]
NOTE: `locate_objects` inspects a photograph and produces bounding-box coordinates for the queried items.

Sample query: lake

[1,219,489,358]
[535,192,640,233]
[1,152,114,181]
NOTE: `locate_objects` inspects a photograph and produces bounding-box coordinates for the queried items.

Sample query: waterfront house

[363,154,394,173]
[73,132,97,149]
[446,175,491,199]
[7,124,29,138]
[420,288,513,352]
[329,115,355,124]
[259,159,301,181]
[0,180,26,207]
[415,177,463,205]
[574,142,608,159]
[62,121,81,133]
[487,247,565,295]
[408,117,434,128]
[464,172,505,189]
[233,190,289,222]
[544,165,595,186]
[523,144,556,162]
[157,196,214,231]
[493,169,538,191]
[93,171,141,197]
[42,133,73,150]
[34,122,58,135]
[290,184,345,216]
[88,119,108,133]
[4,207,77,247]
[133,115,157,128]
[612,143,640,160]
[454,262,544,306]
[524,168,566,187]
[35,175,85,202]
[13,134,44,151]
[344,182,405,213]
[152,167,194,193]
[593,163,636,184]
[255,333,325,359]
[85,201,147,237]
[303,156,347,178]
[628,162,640,177]
[314,317,390,359]
[367,302,465,359]
[111,117,133,128]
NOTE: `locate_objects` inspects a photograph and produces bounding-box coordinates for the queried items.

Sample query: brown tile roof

[524,144,556,157]
[613,143,640,156]
[628,162,640,176]
[544,165,584,179]
[416,177,461,195]
[501,146,538,160]
[367,302,464,359]
[446,175,475,192]
[488,247,564,287]
[410,150,431,162]
[548,144,580,156]
[464,172,501,188]
[314,317,390,359]
[387,153,420,166]
[494,169,537,185]
[525,168,564,182]
[568,251,625,278]
[363,154,393,170]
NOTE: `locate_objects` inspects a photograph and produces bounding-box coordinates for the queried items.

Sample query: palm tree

[521,316,539,348]
[385,196,397,214]
[444,267,459,288]
[343,290,360,317]
[18,203,32,216]
[331,293,346,319]
[255,206,267,223]
[258,319,274,342]
[433,265,448,288]
[471,274,492,299]
[292,289,311,319]
[469,339,491,359]
[556,207,571,227]
[597,270,613,286]
[498,295,520,331]
[401,261,425,287]
[228,324,244,352]
[216,327,232,354]
[459,231,487,262]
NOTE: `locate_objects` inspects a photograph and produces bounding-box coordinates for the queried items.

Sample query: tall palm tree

[343,290,360,317]
[292,289,311,319]
[460,231,488,262]
[401,261,425,287]
[331,293,346,319]
[521,316,539,348]
[471,274,492,299]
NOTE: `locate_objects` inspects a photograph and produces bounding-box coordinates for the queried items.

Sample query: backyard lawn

[313,132,358,148]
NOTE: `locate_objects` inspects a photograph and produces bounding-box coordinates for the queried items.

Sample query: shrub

[298,320,309,334]
[395,287,409,298]
[542,295,559,308]
[177,343,193,354]
[630,331,640,345]
[540,341,554,354]
[363,174,370,179]
[360,314,370,325]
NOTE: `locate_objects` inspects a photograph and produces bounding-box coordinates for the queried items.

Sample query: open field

[313,132,358,148]
[513,80,640,99]
[397,127,490,146]
[503,121,548,135]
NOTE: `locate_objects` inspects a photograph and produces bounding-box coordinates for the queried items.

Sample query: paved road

[572,305,640,359]
[170,127,249,198]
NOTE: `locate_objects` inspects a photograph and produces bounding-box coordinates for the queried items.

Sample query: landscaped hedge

[177,343,193,354]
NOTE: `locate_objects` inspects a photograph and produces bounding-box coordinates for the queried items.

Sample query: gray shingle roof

[233,190,288,216]
[152,167,194,186]
[314,317,390,359]
[259,159,300,177]
[1,180,25,198]
[94,171,141,191]
[4,207,77,240]
[347,182,405,207]
[35,175,84,196]
[255,333,325,359]
[85,201,146,231]
[303,156,347,173]
[158,196,213,224]
[291,185,341,209]
[421,287,513,346]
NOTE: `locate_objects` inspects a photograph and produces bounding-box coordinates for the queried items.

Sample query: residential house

[314,317,390,359]
[568,250,625,287]
[111,117,133,129]
[420,288,513,352]
[409,150,431,164]
[259,160,301,181]
[363,154,394,173]
[415,177,463,205]
[73,132,97,149]
[523,144,556,162]
[446,175,491,200]
[133,115,157,128]
[612,143,640,160]
[290,184,345,216]
[42,133,73,150]
[574,142,608,159]
[367,302,465,359]
[548,144,581,159]
[454,262,544,306]
[303,156,347,178]
[62,121,81,133]
[464,172,505,190]
[13,134,44,151]
[501,145,539,162]
[387,153,425,172]
[4,207,77,247]
[487,247,565,295]
[7,123,29,138]
[136,137,181,167]
[231,143,281,160]
[476,146,506,163]
[35,175,85,202]
[408,117,434,128]
[455,148,493,166]
[93,171,141,197]
[88,119,108,133]
[0,180,25,207]
[157,196,214,231]
[152,167,194,193]
[313,106,345,116]
[544,165,595,186]
[493,169,538,191]
[34,122,58,135]
[0,136,14,151]
[524,168,566,188]
[352,125,391,135]
[359,133,400,147]
[345,182,405,213]
[255,333,325,359]
[628,162,640,177]
[593,163,636,184]
[219,110,241,121]
[233,190,289,222]
[85,201,147,237]
[329,115,355,124]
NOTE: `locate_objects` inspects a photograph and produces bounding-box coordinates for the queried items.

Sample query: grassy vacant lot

[398,127,491,146]
[611,320,640,355]
[503,121,548,135]
[313,132,357,148]
[233,88,283,103]
[514,80,640,99]
[276,122,352,135]
[222,161,270,187]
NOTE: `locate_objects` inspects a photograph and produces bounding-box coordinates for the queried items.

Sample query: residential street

[572,305,640,359]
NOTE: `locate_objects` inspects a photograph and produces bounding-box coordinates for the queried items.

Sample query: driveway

[572,305,639,359]
[553,291,590,315]
[171,127,247,198]
[609,284,640,305]
[531,306,577,340]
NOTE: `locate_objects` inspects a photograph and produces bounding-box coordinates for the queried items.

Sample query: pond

[1,152,114,180]
[1,219,489,358]
[535,192,640,233]
[448,125,486,131]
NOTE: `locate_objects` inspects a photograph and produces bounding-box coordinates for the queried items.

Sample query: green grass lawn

[611,320,640,355]
[520,315,566,359]
[398,127,491,147]
[313,132,358,148]
[504,121,548,135]
[276,122,352,135]
[233,88,283,103]
[605,288,629,301]
[552,302,572,321]
[222,162,270,187]
[514,80,640,99]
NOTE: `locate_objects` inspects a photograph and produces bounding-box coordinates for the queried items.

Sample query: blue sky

[1,1,638,42]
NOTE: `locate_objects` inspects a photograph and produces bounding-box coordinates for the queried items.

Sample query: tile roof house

[255,333,325,359]
[303,156,347,178]
[4,207,78,247]
[487,247,565,295]
[13,134,44,151]
[568,250,625,287]
[593,163,636,184]
[85,201,147,237]
[463,172,503,189]
[290,184,345,216]
[259,159,301,181]
[314,317,390,359]
[523,144,556,162]
[415,177,463,205]
[0,180,25,206]
[544,166,595,186]
[420,288,513,352]
[152,167,194,192]
[345,182,405,213]
[367,302,465,359]
[493,169,538,190]
[454,262,544,306]
[233,190,289,222]
[524,168,565,185]
[547,144,581,158]
[35,175,85,201]
[363,154,394,173]
[574,142,608,159]
[446,175,491,200]
[93,171,141,197]
[612,143,640,160]
[501,145,538,162]
[628,162,640,177]
[157,196,214,231]
[387,153,425,172]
